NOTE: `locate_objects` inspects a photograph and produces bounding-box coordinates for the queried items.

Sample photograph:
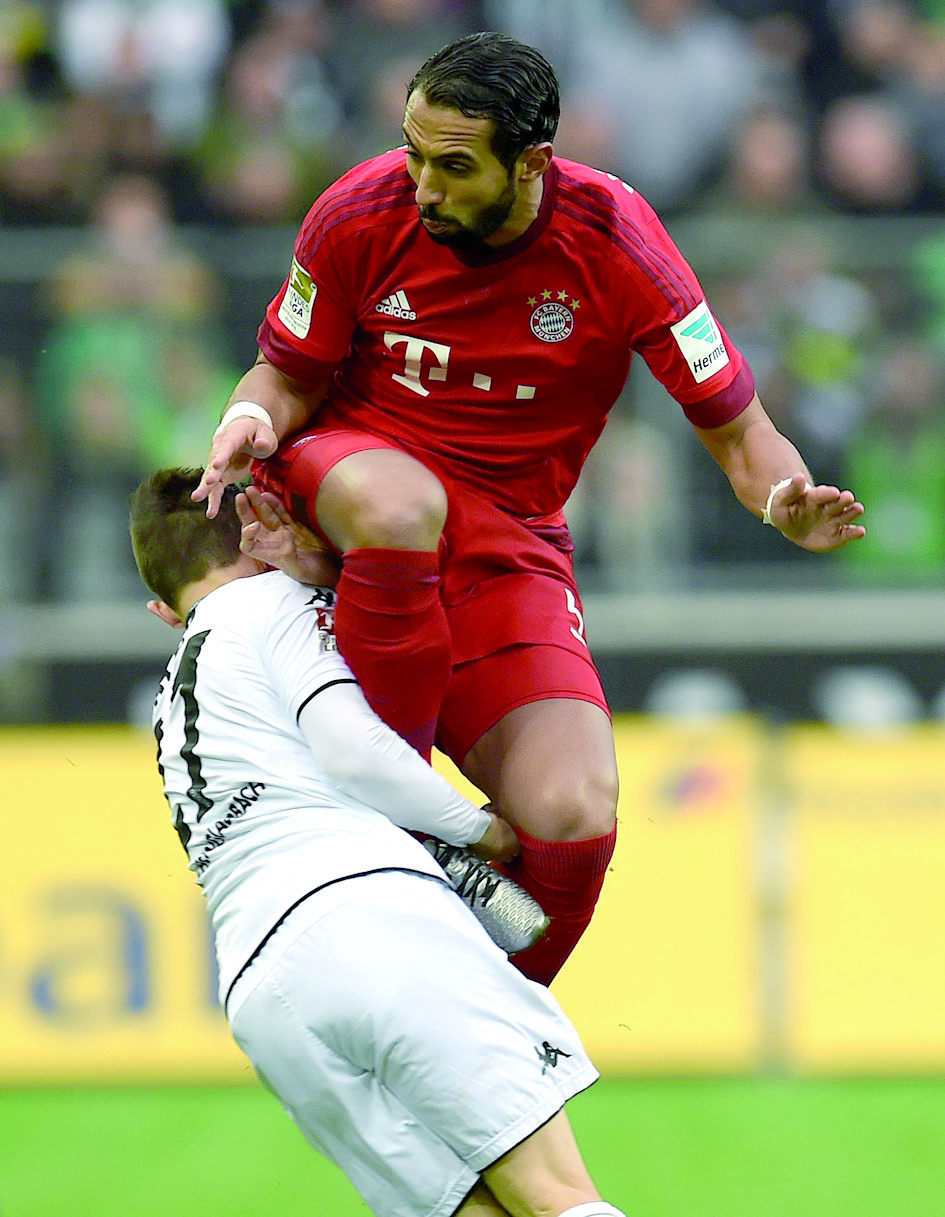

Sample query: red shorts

[252,428,610,764]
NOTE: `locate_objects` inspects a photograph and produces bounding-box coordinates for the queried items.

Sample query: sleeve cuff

[680,360,756,428]
[257,317,340,386]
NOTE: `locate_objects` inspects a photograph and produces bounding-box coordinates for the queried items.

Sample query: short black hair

[407,32,560,170]
[129,468,243,615]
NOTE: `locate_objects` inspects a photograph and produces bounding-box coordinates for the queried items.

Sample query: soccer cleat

[424,839,550,955]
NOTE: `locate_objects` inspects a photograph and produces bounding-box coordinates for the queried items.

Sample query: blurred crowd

[1,0,945,604]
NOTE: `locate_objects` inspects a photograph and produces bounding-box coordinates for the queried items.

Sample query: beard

[419,178,517,252]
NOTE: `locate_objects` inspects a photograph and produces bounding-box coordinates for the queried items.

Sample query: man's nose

[415,166,444,206]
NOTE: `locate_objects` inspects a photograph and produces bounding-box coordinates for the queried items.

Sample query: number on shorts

[565,588,587,647]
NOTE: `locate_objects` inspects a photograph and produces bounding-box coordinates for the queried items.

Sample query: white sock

[558,1204,626,1217]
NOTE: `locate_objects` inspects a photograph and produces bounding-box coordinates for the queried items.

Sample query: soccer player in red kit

[195,33,865,987]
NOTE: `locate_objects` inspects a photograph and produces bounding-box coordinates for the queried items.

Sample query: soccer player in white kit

[130,467,627,1217]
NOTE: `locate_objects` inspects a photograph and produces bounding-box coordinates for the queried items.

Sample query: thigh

[460,693,619,840]
[437,641,609,770]
[251,427,424,548]
[232,970,476,1217]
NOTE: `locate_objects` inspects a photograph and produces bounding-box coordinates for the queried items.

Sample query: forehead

[403,91,497,162]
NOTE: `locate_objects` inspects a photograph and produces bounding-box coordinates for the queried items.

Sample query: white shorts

[228,870,599,1217]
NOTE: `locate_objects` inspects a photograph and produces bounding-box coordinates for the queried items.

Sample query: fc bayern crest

[530,301,574,343]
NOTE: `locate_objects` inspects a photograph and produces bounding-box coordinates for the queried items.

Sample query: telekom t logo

[384,331,450,397]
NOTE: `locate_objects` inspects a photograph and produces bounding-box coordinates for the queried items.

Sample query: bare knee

[316,450,447,551]
[517,769,618,842]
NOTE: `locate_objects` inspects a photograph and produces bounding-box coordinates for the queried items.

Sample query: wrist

[762,475,812,526]
[469,808,495,845]
[215,400,274,437]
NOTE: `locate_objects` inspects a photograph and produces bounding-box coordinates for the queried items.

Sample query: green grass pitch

[2,1076,944,1216]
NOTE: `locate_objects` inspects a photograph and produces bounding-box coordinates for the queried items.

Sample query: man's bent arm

[228,352,331,440]
[694,393,866,552]
[694,394,810,516]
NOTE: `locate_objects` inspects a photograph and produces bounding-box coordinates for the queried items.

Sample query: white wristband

[762,477,794,526]
[214,401,274,437]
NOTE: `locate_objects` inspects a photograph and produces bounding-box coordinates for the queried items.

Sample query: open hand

[237,485,340,587]
[767,473,866,552]
[191,417,278,518]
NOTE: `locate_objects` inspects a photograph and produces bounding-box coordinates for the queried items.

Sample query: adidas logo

[376,290,417,320]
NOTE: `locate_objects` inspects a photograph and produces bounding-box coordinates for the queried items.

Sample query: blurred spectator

[569,410,683,590]
[481,0,612,88]
[814,4,945,211]
[569,0,772,214]
[49,174,212,317]
[832,0,916,87]
[327,0,475,128]
[892,17,945,197]
[196,1,343,222]
[0,356,48,602]
[842,337,945,582]
[36,175,228,599]
[0,37,87,225]
[702,104,821,217]
[53,0,231,145]
[816,93,938,212]
[344,53,432,165]
[689,229,878,566]
[912,231,945,356]
[755,233,877,484]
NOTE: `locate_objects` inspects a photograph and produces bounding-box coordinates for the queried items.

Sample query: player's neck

[178,557,267,618]
[485,176,544,248]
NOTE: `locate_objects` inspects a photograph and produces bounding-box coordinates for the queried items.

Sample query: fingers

[773,478,866,551]
[234,491,255,527]
[192,419,277,515]
[205,484,224,519]
[193,457,233,519]
[242,485,292,530]
[781,472,811,503]
[239,521,262,556]
[828,521,867,549]
[816,491,864,520]
[795,484,865,525]
[192,460,221,508]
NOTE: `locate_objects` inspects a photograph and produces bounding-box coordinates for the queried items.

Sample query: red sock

[502,824,617,986]
[334,548,451,761]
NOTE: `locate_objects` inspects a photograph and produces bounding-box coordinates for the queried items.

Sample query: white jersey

[153,570,484,1006]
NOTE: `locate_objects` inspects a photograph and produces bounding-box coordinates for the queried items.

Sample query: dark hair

[407,32,560,170]
[129,468,243,614]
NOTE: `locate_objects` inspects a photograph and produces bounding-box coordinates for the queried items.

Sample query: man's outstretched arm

[192,353,332,517]
[694,393,866,552]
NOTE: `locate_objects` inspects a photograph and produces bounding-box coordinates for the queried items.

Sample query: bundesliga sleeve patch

[278,257,317,339]
[670,301,730,384]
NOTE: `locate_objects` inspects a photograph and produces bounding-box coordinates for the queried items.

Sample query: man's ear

[518,142,553,183]
[147,599,184,628]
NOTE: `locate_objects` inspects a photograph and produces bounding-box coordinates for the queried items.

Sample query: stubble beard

[419,177,518,253]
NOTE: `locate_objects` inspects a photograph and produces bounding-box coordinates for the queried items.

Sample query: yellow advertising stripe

[783,724,945,1072]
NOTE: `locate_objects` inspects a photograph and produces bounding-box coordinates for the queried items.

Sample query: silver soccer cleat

[424,839,550,955]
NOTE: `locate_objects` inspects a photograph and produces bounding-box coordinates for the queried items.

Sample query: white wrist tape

[214,401,274,437]
[762,476,811,526]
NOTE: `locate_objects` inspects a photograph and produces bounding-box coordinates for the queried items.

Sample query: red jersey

[258,149,754,519]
